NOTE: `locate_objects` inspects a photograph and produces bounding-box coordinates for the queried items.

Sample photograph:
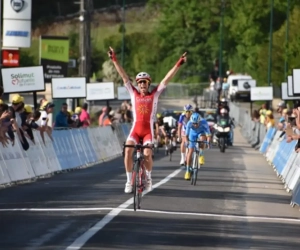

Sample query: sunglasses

[192,122,199,125]
[137,80,149,84]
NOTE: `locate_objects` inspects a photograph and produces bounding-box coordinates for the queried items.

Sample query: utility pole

[284,0,290,80]
[78,0,92,108]
[267,0,274,110]
[219,0,225,79]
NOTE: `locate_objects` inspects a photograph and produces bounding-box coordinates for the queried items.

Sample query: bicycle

[123,142,152,211]
[187,140,210,186]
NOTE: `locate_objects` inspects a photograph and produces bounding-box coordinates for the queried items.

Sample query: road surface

[0,129,299,249]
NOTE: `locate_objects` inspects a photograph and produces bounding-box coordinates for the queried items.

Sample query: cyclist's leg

[143,130,154,191]
[198,135,207,165]
[180,130,187,165]
[124,131,138,193]
[185,135,196,180]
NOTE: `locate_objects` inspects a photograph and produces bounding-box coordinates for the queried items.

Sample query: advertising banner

[117,86,130,100]
[1,66,45,93]
[250,87,273,101]
[52,77,86,98]
[3,0,32,20]
[86,82,115,101]
[40,36,69,82]
[2,49,20,67]
[2,19,31,48]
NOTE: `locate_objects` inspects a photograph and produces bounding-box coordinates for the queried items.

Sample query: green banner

[40,36,69,62]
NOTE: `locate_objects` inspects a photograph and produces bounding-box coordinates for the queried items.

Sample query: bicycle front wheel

[191,152,199,186]
[133,160,140,211]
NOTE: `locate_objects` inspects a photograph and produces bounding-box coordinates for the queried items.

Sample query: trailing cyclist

[108,46,187,193]
[177,104,193,166]
[184,113,211,180]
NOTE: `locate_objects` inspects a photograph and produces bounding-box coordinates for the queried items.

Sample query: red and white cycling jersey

[125,81,166,145]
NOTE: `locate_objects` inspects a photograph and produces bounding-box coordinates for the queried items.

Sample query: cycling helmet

[183,104,193,112]
[190,112,201,123]
[136,72,151,83]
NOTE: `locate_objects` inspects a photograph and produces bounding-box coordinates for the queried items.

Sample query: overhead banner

[86,82,115,101]
[1,66,45,93]
[3,19,31,48]
[52,77,86,98]
[2,49,20,67]
[40,36,69,82]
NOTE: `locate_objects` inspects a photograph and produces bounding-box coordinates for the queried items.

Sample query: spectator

[252,110,260,122]
[36,101,55,144]
[79,103,90,127]
[221,78,229,99]
[265,111,275,129]
[98,106,109,126]
[216,77,222,101]
[55,103,69,128]
[72,107,83,128]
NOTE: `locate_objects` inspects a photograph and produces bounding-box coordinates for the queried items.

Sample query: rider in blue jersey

[184,112,211,180]
[177,104,193,166]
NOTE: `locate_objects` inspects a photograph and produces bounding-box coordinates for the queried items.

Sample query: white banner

[292,69,300,95]
[3,19,31,48]
[117,86,130,100]
[1,66,45,93]
[250,86,273,101]
[4,0,32,20]
[86,82,115,101]
[52,77,86,98]
[281,82,299,100]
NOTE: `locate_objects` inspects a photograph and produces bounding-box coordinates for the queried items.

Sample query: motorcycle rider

[177,104,193,165]
[217,98,230,115]
[214,108,235,146]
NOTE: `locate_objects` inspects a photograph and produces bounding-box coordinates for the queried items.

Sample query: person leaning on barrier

[71,107,83,128]
[11,94,30,151]
[0,103,16,147]
[36,101,55,144]
[264,110,275,129]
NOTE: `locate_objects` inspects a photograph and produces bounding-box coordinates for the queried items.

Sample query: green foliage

[25,0,300,89]
[19,50,36,67]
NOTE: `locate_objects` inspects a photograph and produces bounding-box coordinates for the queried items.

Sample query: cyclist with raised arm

[177,104,193,166]
[185,113,211,180]
[108,46,187,193]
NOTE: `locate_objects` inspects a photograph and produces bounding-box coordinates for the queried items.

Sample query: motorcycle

[213,119,231,153]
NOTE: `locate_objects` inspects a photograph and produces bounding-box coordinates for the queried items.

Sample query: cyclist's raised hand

[107,46,117,61]
[177,52,187,66]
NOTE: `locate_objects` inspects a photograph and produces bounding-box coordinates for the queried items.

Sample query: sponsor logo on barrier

[11,72,35,86]
[11,0,25,12]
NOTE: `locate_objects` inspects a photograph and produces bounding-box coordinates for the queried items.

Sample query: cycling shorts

[127,121,153,145]
[188,131,206,149]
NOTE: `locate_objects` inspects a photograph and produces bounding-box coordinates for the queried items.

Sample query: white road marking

[1,207,300,223]
[65,166,184,250]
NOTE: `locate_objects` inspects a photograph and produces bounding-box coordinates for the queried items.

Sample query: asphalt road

[0,128,300,249]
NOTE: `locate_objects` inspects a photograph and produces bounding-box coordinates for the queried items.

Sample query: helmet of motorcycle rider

[190,112,201,124]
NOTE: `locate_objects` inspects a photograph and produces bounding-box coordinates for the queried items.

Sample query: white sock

[126,172,132,183]
[146,170,151,179]
[181,153,185,160]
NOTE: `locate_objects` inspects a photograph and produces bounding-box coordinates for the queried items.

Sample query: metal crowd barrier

[0,124,131,188]
[230,102,300,208]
